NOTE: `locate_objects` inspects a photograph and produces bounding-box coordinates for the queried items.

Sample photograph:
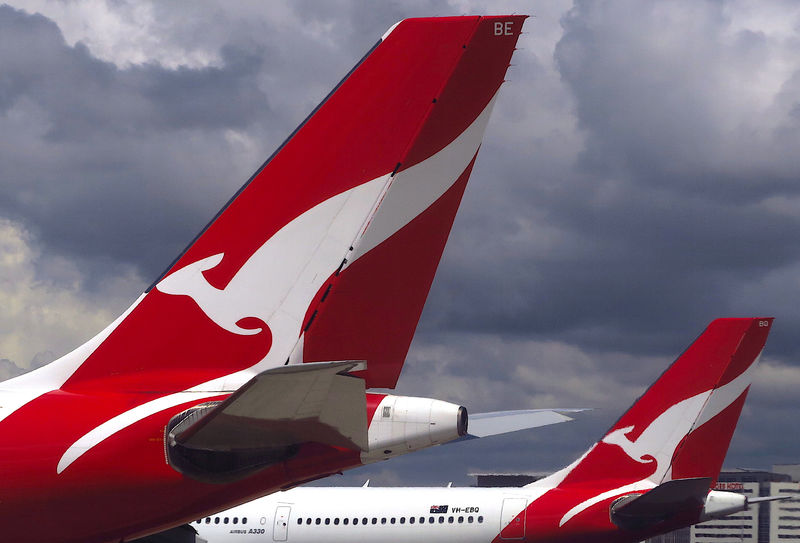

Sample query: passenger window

[363,517,368,525]
[315,518,321,525]
[325,518,330,525]
[391,518,396,524]
[224,518,229,524]
[448,516,453,523]
[400,517,405,524]
[205,518,210,524]
[344,518,349,525]
[233,518,238,525]
[242,517,247,524]
[334,518,340,525]
[429,516,434,523]
[214,518,219,524]
[297,518,302,525]
[371,518,377,525]
[439,517,444,524]
[410,517,415,524]
[306,518,311,525]
[458,516,464,523]
[478,516,484,523]
[380,518,386,525]
[468,516,474,523]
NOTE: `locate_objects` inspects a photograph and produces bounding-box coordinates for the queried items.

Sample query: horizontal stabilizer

[466,409,586,438]
[172,360,368,452]
[748,495,791,504]
[699,490,791,523]
[611,477,711,531]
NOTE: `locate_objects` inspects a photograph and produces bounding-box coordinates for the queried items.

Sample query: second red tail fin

[548,318,772,491]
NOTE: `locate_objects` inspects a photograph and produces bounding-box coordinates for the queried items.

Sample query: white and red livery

[196,318,776,543]
[0,15,528,543]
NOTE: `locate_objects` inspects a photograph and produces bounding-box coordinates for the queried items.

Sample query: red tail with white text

[519,317,773,543]
[0,15,528,543]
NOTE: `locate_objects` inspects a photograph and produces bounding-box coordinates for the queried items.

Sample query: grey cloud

[418,0,800,363]
[0,359,26,382]
[555,1,800,188]
[0,354,51,382]
[0,4,274,284]
[291,0,454,52]
[0,353,55,381]
[0,8,268,139]
[0,2,453,286]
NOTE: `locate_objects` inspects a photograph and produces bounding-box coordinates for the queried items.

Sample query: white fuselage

[194,486,540,543]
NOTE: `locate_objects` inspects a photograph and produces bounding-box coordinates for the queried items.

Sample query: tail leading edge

[15,16,526,396]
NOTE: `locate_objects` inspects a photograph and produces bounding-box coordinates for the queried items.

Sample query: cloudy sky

[1,0,799,487]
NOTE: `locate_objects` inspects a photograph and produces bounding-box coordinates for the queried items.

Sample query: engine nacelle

[361,394,468,463]
[698,490,747,522]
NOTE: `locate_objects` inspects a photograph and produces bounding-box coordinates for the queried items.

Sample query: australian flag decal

[430,505,449,514]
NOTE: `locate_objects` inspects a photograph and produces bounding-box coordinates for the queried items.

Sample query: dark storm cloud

[0,4,272,284]
[0,2,457,288]
[291,0,454,52]
[420,0,800,362]
[555,2,800,189]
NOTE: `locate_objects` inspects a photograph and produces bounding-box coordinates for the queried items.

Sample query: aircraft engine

[361,394,468,462]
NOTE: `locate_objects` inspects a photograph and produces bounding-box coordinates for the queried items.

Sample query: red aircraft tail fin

[19,16,525,395]
[551,318,772,491]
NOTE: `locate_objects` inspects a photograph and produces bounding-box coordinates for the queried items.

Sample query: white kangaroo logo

[600,361,757,480]
[600,392,709,471]
[156,186,376,338]
[559,363,758,528]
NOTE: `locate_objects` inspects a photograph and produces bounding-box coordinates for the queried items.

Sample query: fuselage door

[273,505,291,541]
[500,497,527,539]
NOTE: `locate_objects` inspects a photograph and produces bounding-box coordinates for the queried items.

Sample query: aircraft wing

[466,408,588,438]
[169,371,586,460]
[167,363,585,482]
